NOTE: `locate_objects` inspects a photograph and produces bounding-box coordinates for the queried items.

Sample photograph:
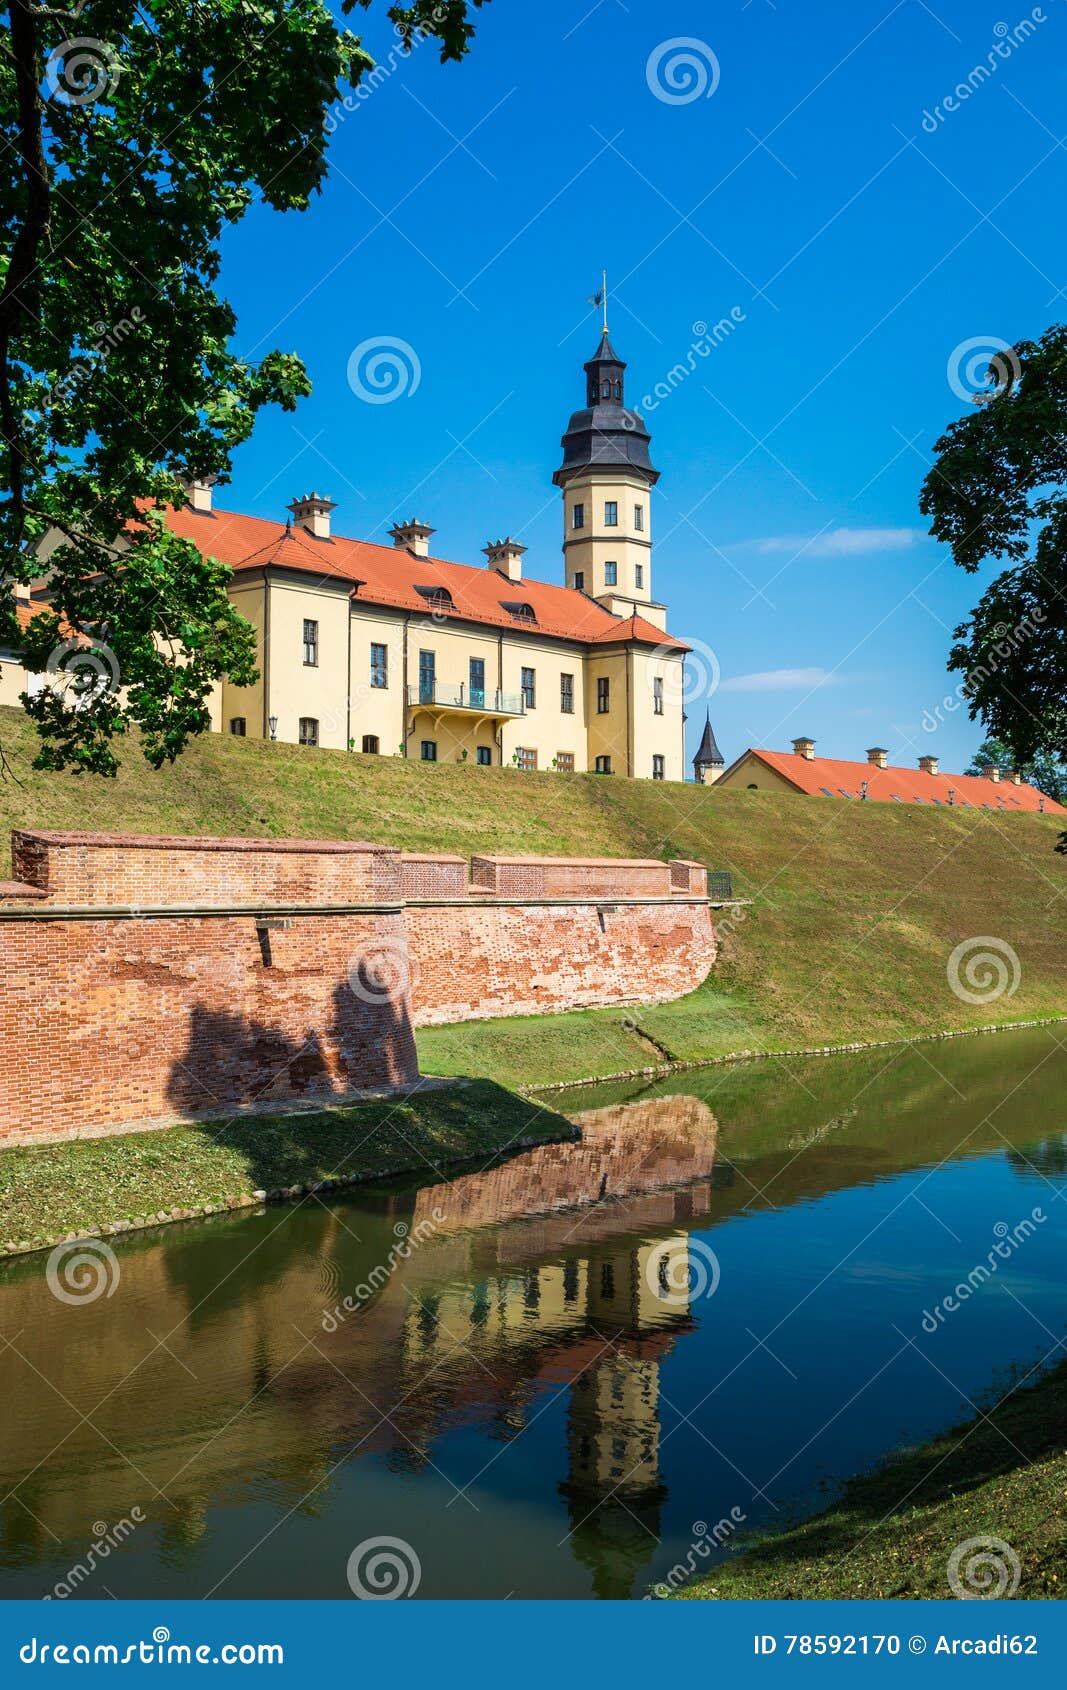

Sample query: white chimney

[866,747,888,769]
[918,755,939,776]
[288,491,336,540]
[389,519,435,558]
[187,477,216,514]
[1010,768,1023,786]
[483,537,527,582]
[980,763,1000,783]
[792,737,815,761]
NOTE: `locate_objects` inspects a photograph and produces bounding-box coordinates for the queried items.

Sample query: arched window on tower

[601,380,610,398]
[613,380,622,400]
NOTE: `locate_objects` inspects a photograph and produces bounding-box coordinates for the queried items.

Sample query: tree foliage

[965,736,1067,806]
[919,325,1067,787]
[0,0,487,772]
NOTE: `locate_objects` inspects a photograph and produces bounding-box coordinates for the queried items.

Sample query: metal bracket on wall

[255,915,292,967]
[596,904,619,931]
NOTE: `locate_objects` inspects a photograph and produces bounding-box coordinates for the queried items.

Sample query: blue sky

[218,0,1067,773]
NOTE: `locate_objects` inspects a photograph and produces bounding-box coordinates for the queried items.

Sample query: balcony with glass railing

[406,682,526,717]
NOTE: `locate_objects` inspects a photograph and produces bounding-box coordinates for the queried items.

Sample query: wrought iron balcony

[407,682,526,717]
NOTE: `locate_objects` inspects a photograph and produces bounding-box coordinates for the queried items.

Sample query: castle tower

[693,714,725,785]
[553,333,667,632]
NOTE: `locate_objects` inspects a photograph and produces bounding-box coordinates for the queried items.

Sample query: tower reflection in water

[394,1096,722,1596]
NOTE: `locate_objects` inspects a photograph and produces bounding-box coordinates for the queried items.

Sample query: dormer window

[501,600,537,624]
[414,584,454,611]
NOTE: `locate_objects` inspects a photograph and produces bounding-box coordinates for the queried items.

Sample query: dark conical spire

[584,332,625,406]
[694,714,724,771]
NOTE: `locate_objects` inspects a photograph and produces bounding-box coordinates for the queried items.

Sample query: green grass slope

[2,703,1064,1085]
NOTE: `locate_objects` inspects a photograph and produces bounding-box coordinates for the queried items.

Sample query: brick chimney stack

[792,737,816,760]
[866,747,888,769]
[918,755,939,776]
[1009,768,1024,785]
[288,492,336,540]
[389,519,435,558]
[483,537,527,582]
[980,763,1001,783]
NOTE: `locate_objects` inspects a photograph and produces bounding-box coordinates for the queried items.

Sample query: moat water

[1,1026,1065,1599]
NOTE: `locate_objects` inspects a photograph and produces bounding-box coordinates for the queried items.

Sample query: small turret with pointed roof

[693,714,725,784]
[553,330,658,487]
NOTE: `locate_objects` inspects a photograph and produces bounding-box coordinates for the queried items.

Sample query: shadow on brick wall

[164,981,418,1125]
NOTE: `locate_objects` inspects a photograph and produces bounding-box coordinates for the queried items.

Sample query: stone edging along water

[0,1127,581,1264]
[519,1013,1067,1095]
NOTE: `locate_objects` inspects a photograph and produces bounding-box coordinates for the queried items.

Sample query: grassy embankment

[0,1080,575,1250]
[672,1359,1067,1600]
[2,704,1063,1089]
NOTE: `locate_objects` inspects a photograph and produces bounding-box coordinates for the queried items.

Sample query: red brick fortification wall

[0,833,419,1144]
[470,855,673,899]
[0,831,719,1142]
[11,830,403,905]
[405,900,715,1026]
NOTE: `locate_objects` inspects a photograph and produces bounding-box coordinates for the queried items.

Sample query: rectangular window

[604,561,618,586]
[420,739,437,763]
[418,649,435,704]
[560,672,574,714]
[653,676,664,716]
[604,501,618,527]
[635,564,644,589]
[302,619,318,667]
[574,571,585,592]
[298,717,319,746]
[555,752,575,773]
[229,717,246,737]
[469,656,485,707]
[634,503,645,532]
[516,747,537,771]
[594,754,612,775]
[476,745,492,766]
[521,666,536,709]
[596,677,610,714]
[370,642,388,688]
[652,754,665,780]
[361,734,379,754]
[572,502,585,530]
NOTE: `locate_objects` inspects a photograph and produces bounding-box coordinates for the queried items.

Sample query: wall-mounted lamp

[268,715,278,741]
[948,788,956,806]
[859,780,869,800]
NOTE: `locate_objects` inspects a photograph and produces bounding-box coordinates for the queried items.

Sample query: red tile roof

[163,504,688,651]
[735,748,1066,815]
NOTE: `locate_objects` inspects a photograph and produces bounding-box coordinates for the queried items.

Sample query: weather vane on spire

[588,269,608,335]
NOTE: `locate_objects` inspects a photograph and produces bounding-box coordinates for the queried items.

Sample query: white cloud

[719,667,840,693]
[746,527,927,558]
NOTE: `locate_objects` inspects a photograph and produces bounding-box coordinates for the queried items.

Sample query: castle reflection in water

[0,1094,726,1599]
